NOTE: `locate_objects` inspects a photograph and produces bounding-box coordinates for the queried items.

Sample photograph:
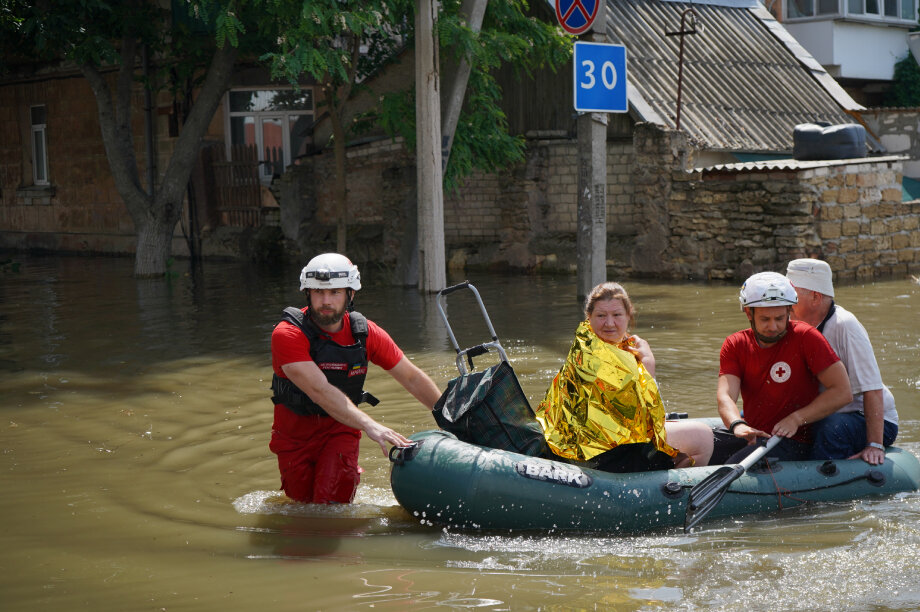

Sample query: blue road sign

[573,41,628,113]
[556,0,601,35]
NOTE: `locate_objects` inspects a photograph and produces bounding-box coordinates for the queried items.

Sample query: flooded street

[2,254,919,610]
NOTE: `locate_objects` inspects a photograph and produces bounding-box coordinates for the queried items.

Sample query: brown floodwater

[1,254,919,610]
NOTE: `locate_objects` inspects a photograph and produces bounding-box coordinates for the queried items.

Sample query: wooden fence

[201,144,262,227]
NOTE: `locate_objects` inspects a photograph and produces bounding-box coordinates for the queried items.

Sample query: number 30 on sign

[573,41,628,113]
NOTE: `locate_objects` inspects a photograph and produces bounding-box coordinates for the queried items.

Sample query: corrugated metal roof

[605,0,862,153]
[700,154,906,173]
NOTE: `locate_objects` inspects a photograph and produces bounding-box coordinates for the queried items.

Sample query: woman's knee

[665,421,714,466]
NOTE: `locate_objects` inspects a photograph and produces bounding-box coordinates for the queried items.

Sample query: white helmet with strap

[739,271,797,308]
[299,253,361,291]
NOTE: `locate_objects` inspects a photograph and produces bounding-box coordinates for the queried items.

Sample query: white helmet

[739,271,797,308]
[299,253,361,291]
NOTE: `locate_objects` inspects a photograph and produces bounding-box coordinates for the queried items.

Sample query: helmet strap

[746,310,789,346]
[346,289,356,312]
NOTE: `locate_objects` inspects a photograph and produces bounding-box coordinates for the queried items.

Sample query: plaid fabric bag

[433,361,549,457]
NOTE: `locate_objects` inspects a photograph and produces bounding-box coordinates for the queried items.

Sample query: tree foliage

[377,0,573,192]
[883,53,920,108]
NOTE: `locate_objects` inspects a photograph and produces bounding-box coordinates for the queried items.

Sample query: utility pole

[415,0,447,293]
[575,9,608,298]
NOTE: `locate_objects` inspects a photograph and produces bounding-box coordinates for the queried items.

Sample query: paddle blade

[684,464,744,531]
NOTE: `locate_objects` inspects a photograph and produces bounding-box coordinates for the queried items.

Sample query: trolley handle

[439,281,471,296]
[436,281,507,375]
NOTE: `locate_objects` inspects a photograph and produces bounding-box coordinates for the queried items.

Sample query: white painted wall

[786,20,911,81]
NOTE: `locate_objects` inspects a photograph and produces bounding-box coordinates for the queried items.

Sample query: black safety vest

[271,307,379,417]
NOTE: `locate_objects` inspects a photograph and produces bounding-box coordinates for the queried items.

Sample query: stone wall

[861,108,920,179]
[291,126,920,283]
[631,123,920,281]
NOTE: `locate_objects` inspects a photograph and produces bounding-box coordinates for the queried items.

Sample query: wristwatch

[868,442,885,451]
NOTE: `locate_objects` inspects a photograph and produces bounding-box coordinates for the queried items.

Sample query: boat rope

[716,474,874,498]
[763,464,808,510]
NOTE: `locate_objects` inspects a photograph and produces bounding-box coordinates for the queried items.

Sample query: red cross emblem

[770,361,792,383]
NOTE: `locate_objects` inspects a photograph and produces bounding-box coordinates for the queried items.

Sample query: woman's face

[588,298,630,344]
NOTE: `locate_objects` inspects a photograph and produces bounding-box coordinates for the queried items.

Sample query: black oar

[684,435,782,532]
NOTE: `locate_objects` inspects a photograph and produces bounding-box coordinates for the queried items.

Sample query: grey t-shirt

[820,304,898,425]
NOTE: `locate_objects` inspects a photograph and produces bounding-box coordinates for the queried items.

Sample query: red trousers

[269,408,362,503]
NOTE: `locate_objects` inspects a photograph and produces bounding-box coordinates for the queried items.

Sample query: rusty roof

[605,0,862,154]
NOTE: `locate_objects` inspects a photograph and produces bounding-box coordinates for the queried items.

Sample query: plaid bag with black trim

[433,361,549,457]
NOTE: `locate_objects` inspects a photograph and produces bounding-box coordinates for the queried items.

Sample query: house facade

[774,0,917,106]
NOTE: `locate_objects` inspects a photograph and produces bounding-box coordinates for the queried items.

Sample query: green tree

[1,0,263,277]
[883,53,920,107]
[377,0,573,192]
[261,0,414,254]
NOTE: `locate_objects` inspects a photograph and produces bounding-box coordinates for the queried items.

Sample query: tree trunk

[82,40,238,277]
[134,213,177,277]
[332,125,348,254]
[324,83,350,254]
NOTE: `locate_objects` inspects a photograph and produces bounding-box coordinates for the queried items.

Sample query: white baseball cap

[786,258,834,298]
[739,271,798,308]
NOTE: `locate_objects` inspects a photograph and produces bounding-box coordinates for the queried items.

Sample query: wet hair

[584,282,635,328]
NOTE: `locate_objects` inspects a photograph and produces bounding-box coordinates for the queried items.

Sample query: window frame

[785,0,916,21]
[223,87,314,183]
[30,105,49,186]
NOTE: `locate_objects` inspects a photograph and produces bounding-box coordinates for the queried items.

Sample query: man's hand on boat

[365,421,414,456]
[849,444,886,466]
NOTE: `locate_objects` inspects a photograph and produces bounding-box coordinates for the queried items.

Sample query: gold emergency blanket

[535,321,678,462]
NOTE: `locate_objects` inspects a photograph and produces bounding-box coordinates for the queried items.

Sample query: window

[225,88,314,183]
[788,0,839,16]
[30,105,48,185]
[789,0,915,18]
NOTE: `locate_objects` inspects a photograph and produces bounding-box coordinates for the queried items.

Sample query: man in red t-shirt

[270,253,442,503]
[716,272,851,461]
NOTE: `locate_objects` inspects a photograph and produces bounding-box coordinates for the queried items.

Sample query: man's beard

[311,304,346,327]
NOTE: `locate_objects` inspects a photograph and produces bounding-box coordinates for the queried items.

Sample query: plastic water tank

[792,122,867,161]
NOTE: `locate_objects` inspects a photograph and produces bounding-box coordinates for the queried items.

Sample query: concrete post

[416,0,447,293]
[576,17,609,298]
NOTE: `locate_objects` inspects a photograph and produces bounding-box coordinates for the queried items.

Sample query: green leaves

[884,53,920,107]
[375,0,571,191]
[260,0,411,88]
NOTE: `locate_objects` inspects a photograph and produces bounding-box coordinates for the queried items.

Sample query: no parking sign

[555,0,601,35]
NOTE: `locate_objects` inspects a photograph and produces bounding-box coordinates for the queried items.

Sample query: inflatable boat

[389,429,920,533]
[394,282,920,533]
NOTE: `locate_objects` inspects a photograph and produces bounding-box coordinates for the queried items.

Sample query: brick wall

[0,73,215,256]
[0,76,134,252]
[298,136,637,271]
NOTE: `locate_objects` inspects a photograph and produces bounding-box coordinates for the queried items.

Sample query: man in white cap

[716,271,852,461]
[786,258,898,465]
[269,253,442,504]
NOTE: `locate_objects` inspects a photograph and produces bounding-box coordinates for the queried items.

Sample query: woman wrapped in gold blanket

[536,282,713,472]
